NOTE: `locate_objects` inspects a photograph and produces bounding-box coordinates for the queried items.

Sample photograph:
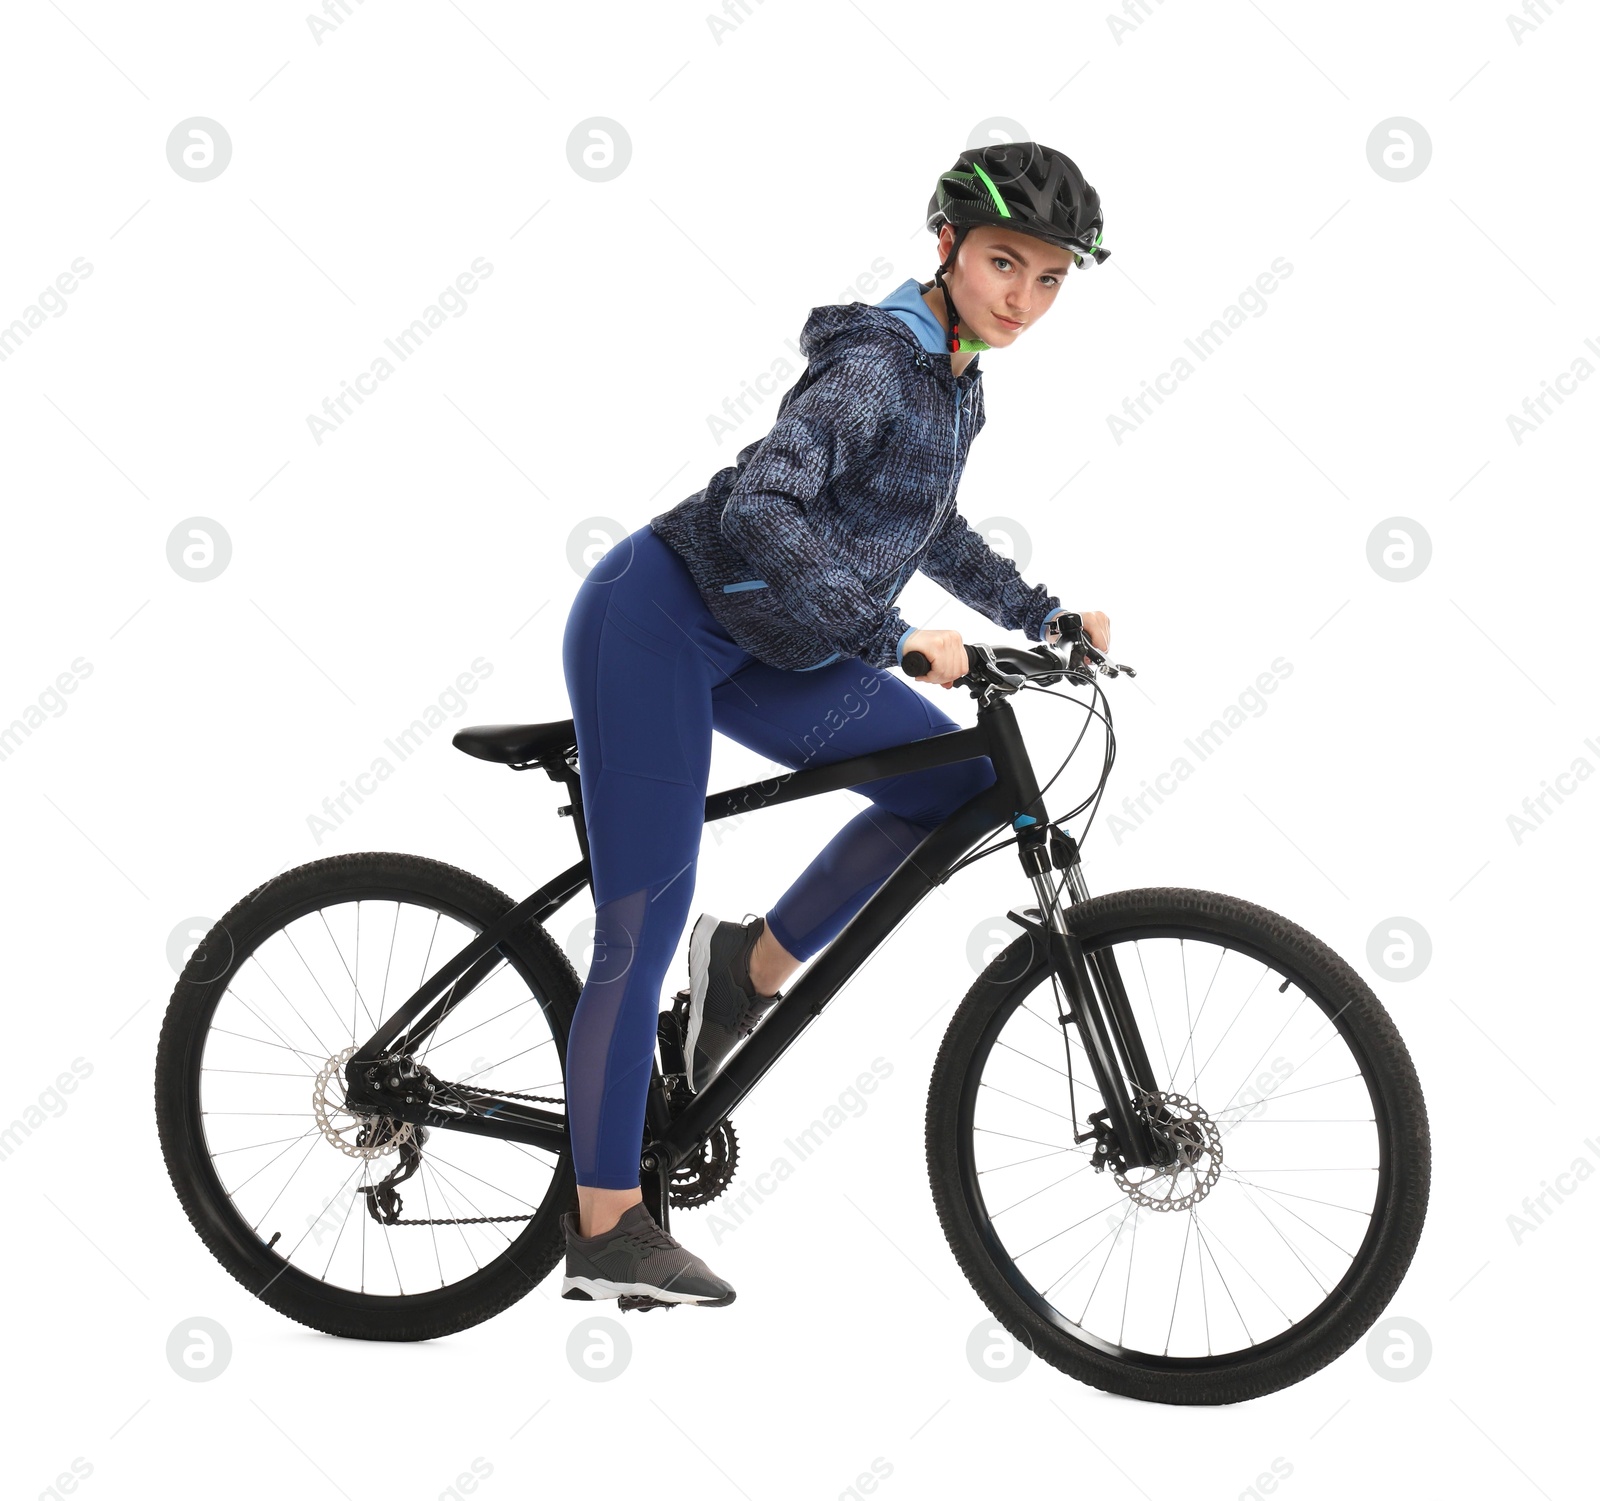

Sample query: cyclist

[559,141,1114,1308]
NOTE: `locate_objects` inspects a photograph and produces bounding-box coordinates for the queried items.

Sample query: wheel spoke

[1059,1204,1129,1313]
[978,1080,1087,1127]
[1218,1168,1372,1216]
[1191,962,1271,1091]
[421,1150,541,1212]
[314,906,380,1044]
[378,901,401,1029]
[251,946,342,1058]
[424,983,534,1057]
[1134,940,1173,1089]
[978,1145,1085,1175]
[994,1037,1104,1097]
[987,1161,1098,1220]
[1163,1211,1194,1356]
[231,1127,321,1192]
[1226,1172,1363,1261]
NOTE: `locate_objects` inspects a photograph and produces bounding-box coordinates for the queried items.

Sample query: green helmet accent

[966,160,1013,219]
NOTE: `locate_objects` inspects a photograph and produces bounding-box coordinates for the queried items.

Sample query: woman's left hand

[1081,610,1110,654]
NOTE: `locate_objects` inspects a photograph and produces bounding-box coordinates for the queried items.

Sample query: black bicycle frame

[343,690,1167,1220]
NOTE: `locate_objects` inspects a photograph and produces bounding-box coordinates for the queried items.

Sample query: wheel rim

[188,892,568,1301]
[957,928,1395,1369]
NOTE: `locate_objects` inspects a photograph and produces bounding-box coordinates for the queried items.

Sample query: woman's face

[941,223,1072,346]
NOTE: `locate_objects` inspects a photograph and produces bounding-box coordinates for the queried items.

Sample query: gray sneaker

[684,912,784,1093]
[560,1202,737,1309]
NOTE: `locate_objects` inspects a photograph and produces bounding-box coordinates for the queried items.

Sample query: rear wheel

[926,886,1430,1404]
[155,851,583,1341]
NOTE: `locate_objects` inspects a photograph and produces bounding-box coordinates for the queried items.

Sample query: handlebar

[900,613,1135,695]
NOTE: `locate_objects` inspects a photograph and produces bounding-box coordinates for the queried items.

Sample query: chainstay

[438,1081,565,1106]
[369,1080,563,1226]
[377,1209,536,1226]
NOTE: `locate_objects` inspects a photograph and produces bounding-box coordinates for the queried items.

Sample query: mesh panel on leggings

[563,880,692,1190]
[763,805,937,963]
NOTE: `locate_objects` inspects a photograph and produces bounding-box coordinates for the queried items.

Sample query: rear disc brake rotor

[312,1045,414,1159]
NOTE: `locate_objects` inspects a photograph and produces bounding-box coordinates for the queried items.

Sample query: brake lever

[967,643,1028,692]
[1071,637,1137,680]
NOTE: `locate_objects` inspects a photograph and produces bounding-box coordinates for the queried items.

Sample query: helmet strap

[933,224,972,354]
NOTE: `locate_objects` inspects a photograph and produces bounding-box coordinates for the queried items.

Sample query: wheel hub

[1113,1090,1222,1212]
[312,1045,414,1159]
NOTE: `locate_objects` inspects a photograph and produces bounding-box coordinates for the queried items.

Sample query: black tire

[926,887,1430,1405]
[155,851,582,1341]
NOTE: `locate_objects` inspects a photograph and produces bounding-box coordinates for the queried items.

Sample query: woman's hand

[901,627,967,688]
[1081,610,1110,654]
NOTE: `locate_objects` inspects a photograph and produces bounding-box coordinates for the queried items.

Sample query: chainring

[668,1119,740,1208]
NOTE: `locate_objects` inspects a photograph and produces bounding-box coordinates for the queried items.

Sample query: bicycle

[154,615,1429,1404]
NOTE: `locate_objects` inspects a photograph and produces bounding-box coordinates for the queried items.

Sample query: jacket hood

[797,299,924,360]
[797,298,978,385]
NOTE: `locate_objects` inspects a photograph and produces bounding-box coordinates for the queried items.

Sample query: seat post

[555,762,591,865]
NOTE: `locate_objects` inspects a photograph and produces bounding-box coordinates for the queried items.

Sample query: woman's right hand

[901,628,967,688]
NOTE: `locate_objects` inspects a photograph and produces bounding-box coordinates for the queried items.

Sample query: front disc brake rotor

[1113,1091,1222,1212]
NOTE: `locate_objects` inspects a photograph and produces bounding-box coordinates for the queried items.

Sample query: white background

[3,1,1594,1497]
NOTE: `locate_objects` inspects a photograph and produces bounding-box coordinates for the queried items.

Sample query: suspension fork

[1009,828,1173,1171]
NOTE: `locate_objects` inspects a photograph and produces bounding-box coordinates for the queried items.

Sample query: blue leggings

[559,524,996,1188]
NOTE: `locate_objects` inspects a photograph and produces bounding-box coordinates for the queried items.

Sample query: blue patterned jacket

[648,279,1064,673]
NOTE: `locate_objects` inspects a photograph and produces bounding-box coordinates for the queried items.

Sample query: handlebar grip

[901,646,977,680]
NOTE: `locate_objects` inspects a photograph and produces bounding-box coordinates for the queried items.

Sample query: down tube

[667,779,1013,1147]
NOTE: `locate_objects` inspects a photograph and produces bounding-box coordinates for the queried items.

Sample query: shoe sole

[561,1274,735,1307]
[684,912,719,1093]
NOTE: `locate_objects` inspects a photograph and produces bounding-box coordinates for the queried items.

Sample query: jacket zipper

[744,366,970,669]
[921,382,965,550]
[877,381,967,605]
[944,386,963,521]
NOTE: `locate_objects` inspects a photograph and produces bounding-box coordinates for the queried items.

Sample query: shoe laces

[629,1213,679,1252]
[735,913,780,1036]
[734,988,782,1038]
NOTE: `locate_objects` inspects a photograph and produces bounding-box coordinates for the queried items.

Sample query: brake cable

[940,659,1118,880]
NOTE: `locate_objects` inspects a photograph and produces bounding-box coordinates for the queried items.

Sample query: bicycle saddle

[452,720,577,767]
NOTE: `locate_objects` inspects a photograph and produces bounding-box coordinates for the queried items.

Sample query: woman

[558,141,1113,1307]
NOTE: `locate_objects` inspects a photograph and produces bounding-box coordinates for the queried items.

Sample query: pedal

[658,989,691,1079]
[618,1294,679,1313]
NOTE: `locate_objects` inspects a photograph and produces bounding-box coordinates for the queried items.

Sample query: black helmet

[927,141,1109,267]
[925,141,1109,354]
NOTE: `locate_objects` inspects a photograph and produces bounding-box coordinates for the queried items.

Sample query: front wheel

[926,886,1430,1404]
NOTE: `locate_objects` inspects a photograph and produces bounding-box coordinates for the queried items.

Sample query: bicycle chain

[360,1081,736,1227]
